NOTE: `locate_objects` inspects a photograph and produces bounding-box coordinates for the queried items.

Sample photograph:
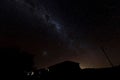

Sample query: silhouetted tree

[0,47,34,80]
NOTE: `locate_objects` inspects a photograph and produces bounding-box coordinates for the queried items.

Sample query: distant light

[47,69,50,72]
[31,72,34,76]
[27,71,34,76]
[45,68,50,72]
[43,51,48,56]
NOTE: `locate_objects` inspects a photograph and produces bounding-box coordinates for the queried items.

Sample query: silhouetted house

[48,61,81,73]
[47,61,81,79]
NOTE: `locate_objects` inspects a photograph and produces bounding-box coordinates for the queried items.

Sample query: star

[42,51,48,56]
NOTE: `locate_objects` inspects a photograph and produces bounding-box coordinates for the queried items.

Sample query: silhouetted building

[48,61,81,73]
[47,61,81,80]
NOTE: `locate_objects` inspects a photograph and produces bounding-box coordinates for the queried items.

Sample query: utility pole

[97,36,114,67]
[100,46,114,67]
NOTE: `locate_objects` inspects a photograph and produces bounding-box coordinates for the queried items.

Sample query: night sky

[0,0,120,69]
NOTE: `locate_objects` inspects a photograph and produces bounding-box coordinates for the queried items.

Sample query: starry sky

[0,0,120,69]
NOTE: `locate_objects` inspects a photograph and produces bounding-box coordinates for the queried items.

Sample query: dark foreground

[26,61,120,80]
[1,48,120,80]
